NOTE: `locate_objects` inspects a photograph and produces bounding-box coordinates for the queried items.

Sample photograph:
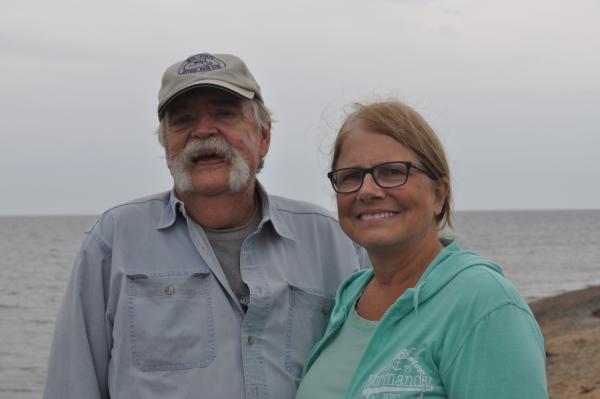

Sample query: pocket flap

[287,283,335,315]
[127,271,210,297]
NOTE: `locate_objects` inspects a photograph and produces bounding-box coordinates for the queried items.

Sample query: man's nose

[191,113,218,137]
[356,173,385,201]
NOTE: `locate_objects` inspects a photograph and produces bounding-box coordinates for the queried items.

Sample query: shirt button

[321,307,331,316]
[246,335,255,345]
[164,286,175,295]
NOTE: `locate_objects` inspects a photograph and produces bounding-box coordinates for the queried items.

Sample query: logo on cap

[178,53,226,75]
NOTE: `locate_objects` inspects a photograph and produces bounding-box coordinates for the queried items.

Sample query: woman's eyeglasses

[327,161,437,194]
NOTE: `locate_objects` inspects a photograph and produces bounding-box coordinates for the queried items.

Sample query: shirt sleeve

[442,303,548,399]
[43,231,113,399]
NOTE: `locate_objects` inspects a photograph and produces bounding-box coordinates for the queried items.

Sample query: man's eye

[171,115,193,125]
[215,109,237,119]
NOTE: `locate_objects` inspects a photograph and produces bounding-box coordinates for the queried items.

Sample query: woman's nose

[356,173,385,201]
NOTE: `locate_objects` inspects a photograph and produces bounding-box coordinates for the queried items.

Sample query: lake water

[1,210,599,398]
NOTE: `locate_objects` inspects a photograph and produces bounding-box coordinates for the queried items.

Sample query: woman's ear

[433,177,449,216]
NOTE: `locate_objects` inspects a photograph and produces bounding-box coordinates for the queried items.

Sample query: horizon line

[2,207,600,218]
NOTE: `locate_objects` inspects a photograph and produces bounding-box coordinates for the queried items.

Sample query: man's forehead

[166,87,246,113]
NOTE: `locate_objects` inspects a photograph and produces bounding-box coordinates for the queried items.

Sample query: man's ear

[259,121,271,157]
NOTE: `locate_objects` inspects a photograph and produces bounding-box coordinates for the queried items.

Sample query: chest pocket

[284,284,335,379]
[126,270,215,371]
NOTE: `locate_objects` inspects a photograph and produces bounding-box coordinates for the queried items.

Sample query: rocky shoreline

[530,286,600,398]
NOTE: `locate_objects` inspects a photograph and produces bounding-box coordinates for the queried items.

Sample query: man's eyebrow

[208,96,244,107]
[167,103,186,115]
[166,95,244,117]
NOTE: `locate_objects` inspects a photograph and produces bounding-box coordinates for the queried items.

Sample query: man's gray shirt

[43,184,368,399]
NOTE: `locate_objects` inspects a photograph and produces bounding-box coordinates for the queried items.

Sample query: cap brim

[158,80,256,118]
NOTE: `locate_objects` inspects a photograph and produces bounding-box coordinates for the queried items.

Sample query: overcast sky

[2,0,599,215]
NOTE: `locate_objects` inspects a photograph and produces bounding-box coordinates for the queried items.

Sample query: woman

[295,101,547,398]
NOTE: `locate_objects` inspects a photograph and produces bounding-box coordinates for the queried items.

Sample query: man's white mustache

[180,136,234,167]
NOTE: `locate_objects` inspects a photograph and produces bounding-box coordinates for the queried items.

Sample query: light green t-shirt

[295,305,378,399]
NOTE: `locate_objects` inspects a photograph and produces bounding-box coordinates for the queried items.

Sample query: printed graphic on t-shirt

[361,348,433,399]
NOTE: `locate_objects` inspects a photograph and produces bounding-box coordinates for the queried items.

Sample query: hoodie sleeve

[441,303,548,399]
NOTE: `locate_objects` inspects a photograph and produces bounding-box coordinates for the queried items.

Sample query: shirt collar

[155,190,183,230]
[156,182,296,242]
[255,181,295,241]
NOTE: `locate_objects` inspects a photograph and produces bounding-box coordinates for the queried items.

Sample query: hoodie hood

[410,239,503,312]
[327,240,504,328]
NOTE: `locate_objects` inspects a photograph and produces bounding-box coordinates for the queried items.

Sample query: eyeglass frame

[327,161,438,194]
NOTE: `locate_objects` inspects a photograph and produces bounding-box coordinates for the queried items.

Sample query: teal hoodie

[301,241,548,399]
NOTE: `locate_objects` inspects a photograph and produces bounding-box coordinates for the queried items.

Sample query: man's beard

[168,136,251,194]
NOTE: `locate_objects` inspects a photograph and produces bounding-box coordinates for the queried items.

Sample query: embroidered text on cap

[178,54,226,75]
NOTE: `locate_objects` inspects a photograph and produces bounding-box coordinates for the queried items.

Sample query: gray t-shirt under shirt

[203,204,261,311]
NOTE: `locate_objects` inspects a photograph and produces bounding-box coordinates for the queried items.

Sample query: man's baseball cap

[157,53,262,119]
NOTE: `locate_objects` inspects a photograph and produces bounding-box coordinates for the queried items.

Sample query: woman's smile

[357,210,399,221]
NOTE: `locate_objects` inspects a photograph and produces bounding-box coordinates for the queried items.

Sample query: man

[43,52,367,399]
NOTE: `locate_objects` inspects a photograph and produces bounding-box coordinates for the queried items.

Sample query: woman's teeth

[360,211,398,221]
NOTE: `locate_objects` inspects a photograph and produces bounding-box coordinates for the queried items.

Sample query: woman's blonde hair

[331,100,453,229]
